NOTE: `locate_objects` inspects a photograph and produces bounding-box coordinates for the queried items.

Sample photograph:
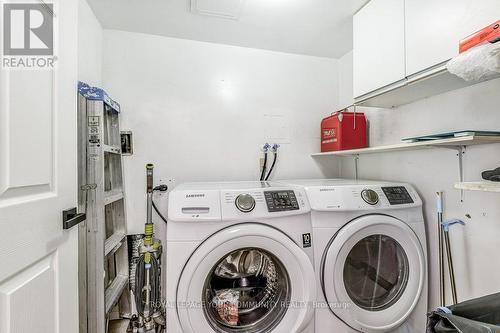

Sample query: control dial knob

[235,194,256,213]
[361,189,379,205]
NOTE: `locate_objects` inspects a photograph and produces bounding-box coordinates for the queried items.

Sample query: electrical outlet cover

[263,114,291,144]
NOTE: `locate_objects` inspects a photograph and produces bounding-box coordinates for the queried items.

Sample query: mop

[441,219,466,305]
[128,164,165,333]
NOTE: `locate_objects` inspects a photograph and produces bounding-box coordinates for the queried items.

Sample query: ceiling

[87,0,369,58]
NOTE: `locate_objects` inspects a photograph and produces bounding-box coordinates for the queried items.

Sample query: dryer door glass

[343,234,409,311]
[202,248,291,333]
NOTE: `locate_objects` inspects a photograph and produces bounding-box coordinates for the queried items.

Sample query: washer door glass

[203,248,291,333]
[343,234,409,311]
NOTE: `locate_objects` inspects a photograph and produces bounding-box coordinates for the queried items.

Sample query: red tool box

[321,112,367,152]
[459,20,500,53]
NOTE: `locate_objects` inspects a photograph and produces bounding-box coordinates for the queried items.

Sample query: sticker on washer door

[302,233,312,248]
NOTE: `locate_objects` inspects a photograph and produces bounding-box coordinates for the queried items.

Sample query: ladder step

[104,189,124,205]
[105,274,128,314]
[103,144,121,154]
[105,232,126,257]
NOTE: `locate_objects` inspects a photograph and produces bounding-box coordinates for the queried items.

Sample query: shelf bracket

[457,146,466,202]
[457,146,466,183]
[354,155,360,181]
[436,145,466,202]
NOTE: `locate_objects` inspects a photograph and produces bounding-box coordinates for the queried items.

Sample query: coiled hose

[135,253,161,316]
[129,235,144,291]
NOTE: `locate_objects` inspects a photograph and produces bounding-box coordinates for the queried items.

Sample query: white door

[405,0,500,76]
[353,0,406,98]
[176,224,316,333]
[0,0,80,332]
[322,215,425,333]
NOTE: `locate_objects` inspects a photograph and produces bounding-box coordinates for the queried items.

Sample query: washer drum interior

[203,248,291,333]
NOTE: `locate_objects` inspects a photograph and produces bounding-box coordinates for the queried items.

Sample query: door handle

[62,207,86,230]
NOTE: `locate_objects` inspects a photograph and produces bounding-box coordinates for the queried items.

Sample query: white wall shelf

[311,135,500,158]
[355,67,500,108]
[455,181,500,193]
[312,135,500,201]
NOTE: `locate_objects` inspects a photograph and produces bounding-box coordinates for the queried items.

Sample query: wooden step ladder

[78,82,129,333]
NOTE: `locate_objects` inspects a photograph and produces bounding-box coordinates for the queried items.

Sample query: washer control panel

[235,194,256,213]
[382,186,414,205]
[361,189,379,205]
[168,182,310,222]
[264,190,300,212]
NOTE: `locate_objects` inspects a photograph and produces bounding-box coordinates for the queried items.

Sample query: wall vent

[190,0,245,20]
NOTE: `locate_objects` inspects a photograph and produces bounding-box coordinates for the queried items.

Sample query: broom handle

[444,230,458,304]
[437,192,446,306]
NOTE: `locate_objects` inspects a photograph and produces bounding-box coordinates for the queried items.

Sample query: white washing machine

[166,182,317,333]
[281,180,428,333]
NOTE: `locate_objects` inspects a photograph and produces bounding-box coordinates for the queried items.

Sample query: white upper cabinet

[353,0,500,102]
[353,0,406,98]
[405,0,500,76]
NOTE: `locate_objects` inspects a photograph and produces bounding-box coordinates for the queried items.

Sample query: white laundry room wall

[77,0,103,86]
[101,30,340,234]
[335,50,500,309]
[337,50,354,110]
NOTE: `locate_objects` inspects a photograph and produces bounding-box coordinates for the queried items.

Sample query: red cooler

[459,20,500,53]
[321,112,367,152]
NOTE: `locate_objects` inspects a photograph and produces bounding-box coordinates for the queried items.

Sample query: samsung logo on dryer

[319,188,336,192]
[186,193,205,198]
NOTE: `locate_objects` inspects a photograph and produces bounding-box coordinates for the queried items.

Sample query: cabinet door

[406,0,500,76]
[353,0,406,98]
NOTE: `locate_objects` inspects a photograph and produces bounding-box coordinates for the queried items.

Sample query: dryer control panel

[296,181,422,212]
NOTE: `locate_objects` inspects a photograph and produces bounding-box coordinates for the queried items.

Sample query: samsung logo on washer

[319,188,336,192]
[186,193,205,198]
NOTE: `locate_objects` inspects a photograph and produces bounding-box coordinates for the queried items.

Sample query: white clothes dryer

[281,180,428,333]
